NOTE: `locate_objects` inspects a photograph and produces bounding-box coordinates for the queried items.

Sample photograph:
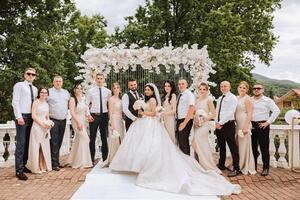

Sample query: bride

[110,83,241,196]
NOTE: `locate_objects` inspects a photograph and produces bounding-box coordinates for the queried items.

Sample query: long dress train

[110,102,240,196]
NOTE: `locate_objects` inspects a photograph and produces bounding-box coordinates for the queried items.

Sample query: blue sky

[75,0,300,83]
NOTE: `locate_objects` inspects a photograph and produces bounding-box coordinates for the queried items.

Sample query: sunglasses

[26,72,36,77]
[253,87,263,90]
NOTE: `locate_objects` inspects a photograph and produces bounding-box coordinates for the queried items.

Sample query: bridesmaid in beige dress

[27,87,52,174]
[162,80,177,143]
[192,83,220,172]
[68,84,93,169]
[236,81,256,175]
[103,82,124,166]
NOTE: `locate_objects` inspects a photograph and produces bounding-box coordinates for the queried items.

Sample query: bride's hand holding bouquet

[133,100,146,118]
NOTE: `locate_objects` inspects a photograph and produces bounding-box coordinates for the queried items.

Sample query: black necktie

[134,91,138,100]
[217,95,225,122]
[176,93,182,119]
[99,87,103,113]
[29,84,34,105]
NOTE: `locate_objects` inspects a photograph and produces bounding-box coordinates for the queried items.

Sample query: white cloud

[75,0,145,33]
[254,0,300,83]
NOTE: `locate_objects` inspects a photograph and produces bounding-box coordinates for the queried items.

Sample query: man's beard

[254,93,262,97]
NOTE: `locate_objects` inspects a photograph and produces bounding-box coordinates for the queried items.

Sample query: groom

[122,78,143,131]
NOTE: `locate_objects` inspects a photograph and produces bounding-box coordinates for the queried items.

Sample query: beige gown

[192,97,219,172]
[68,98,93,169]
[162,93,176,143]
[105,98,124,165]
[236,96,256,175]
[27,101,52,173]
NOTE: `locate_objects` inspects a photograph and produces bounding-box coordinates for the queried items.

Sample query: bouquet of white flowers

[238,129,244,138]
[156,106,164,113]
[111,129,121,139]
[133,100,145,110]
[195,109,208,127]
[44,120,55,139]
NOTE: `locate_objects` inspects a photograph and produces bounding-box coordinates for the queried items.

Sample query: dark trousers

[215,121,240,170]
[15,114,33,174]
[251,121,270,170]
[125,117,133,131]
[176,119,193,155]
[50,118,66,168]
[89,113,108,162]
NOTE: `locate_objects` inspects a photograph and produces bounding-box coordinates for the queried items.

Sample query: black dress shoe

[16,173,28,181]
[217,164,230,171]
[228,169,241,177]
[53,167,60,171]
[59,165,65,168]
[261,169,269,176]
[23,167,32,173]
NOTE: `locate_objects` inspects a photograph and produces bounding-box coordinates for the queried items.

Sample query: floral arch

[75,43,216,91]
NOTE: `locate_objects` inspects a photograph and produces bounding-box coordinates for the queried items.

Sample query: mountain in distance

[252,73,300,97]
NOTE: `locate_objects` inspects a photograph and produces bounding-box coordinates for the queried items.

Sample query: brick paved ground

[1,156,300,200]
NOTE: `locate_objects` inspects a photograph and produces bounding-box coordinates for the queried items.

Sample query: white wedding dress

[110,100,241,196]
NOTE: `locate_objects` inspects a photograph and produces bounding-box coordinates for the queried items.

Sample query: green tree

[112,0,281,96]
[0,0,108,122]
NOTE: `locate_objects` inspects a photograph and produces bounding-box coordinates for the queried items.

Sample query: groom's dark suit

[123,91,143,131]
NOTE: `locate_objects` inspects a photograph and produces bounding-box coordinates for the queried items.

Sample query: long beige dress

[27,101,52,173]
[162,93,176,143]
[192,97,219,172]
[236,96,256,175]
[68,98,93,169]
[105,98,124,165]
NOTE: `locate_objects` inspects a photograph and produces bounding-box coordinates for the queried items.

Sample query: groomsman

[251,83,280,176]
[122,78,143,131]
[86,73,111,163]
[215,81,240,177]
[12,68,38,180]
[176,79,195,155]
[48,76,70,171]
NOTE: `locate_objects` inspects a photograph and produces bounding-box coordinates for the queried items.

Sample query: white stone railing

[0,121,102,168]
[206,122,300,169]
[1,120,299,169]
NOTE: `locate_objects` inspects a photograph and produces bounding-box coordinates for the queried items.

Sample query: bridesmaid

[68,83,93,169]
[103,82,124,166]
[27,87,52,173]
[235,81,256,175]
[162,80,177,143]
[192,83,220,172]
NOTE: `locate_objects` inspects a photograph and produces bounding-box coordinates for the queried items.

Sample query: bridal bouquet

[156,106,165,119]
[238,129,244,138]
[195,109,208,127]
[44,120,55,139]
[156,106,164,113]
[111,129,121,139]
[133,100,145,110]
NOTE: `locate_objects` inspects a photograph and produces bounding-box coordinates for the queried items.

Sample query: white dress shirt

[252,95,280,124]
[48,87,70,120]
[177,89,195,119]
[215,91,238,125]
[122,91,141,121]
[12,80,38,119]
[86,86,111,113]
